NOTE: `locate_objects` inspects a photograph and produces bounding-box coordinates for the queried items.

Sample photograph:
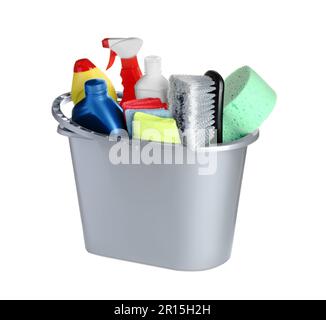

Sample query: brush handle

[205,70,225,144]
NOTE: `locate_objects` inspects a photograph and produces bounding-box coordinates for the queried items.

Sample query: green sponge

[132,112,181,144]
[223,66,277,142]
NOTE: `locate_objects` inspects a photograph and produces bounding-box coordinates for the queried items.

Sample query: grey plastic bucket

[52,93,259,271]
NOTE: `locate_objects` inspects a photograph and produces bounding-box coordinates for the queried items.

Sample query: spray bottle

[102,37,143,105]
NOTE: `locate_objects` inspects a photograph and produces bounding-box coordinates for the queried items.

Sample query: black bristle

[204,70,225,143]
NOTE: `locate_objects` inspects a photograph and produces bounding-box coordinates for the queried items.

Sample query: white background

[0,0,325,300]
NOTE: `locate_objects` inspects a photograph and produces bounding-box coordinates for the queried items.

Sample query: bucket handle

[52,93,116,141]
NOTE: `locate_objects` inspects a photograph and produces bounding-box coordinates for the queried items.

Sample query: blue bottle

[72,79,126,135]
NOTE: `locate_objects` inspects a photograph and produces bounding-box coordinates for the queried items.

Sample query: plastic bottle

[71,58,117,105]
[102,38,143,105]
[135,56,169,103]
[72,79,126,135]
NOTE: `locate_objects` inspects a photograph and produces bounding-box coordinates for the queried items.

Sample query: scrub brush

[168,71,224,148]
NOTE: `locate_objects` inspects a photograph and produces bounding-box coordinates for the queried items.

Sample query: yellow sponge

[132,112,181,144]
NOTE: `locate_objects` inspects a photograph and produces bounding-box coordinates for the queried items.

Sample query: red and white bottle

[102,37,143,105]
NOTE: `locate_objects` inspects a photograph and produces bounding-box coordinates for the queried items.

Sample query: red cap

[102,38,110,48]
[74,59,96,72]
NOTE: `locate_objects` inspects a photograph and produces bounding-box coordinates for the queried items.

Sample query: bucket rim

[53,92,259,152]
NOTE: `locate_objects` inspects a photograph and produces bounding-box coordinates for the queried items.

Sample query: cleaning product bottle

[72,79,126,135]
[71,58,117,105]
[135,56,169,103]
[102,37,143,105]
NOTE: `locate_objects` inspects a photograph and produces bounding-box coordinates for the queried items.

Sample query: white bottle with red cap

[135,56,169,103]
